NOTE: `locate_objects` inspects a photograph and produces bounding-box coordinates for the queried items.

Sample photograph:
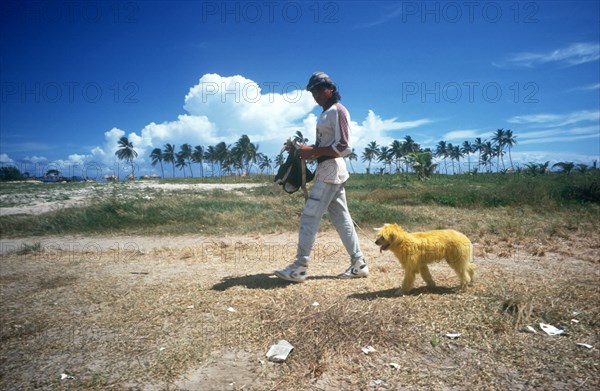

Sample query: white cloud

[569,83,600,92]
[508,110,599,127]
[183,73,316,140]
[511,150,598,165]
[495,42,600,68]
[91,147,105,156]
[442,130,481,141]
[0,153,14,164]
[517,125,599,145]
[24,156,47,163]
[66,154,87,166]
[353,110,433,147]
[81,74,432,174]
[84,74,319,171]
[506,110,599,149]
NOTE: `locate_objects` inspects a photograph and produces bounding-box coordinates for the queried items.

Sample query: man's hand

[298,145,315,159]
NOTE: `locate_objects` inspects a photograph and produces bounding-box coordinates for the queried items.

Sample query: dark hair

[323,82,341,104]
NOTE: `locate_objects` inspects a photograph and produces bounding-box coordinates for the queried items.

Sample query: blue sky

[1,0,598,178]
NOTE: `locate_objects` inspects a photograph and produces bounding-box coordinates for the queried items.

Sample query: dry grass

[1,229,599,390]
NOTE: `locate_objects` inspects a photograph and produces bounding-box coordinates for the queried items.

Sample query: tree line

[359,129,518,176]
[111,129,595,180]
[115,134,273,179]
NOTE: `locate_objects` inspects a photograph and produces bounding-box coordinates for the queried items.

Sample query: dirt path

[1,229,599,390]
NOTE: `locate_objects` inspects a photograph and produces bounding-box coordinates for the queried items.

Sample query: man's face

[310,86,333,107]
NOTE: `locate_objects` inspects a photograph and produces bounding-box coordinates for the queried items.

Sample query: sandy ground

[1,181,599,390]
[1,229,599,390]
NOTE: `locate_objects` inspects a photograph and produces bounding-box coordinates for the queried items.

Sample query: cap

[306,71,335,91]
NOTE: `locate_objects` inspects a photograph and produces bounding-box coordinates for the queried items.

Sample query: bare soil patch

[1,230,598,390]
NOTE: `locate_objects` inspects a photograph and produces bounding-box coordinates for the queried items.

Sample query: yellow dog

[375,224,475,295]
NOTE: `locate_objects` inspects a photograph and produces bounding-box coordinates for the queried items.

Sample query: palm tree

[408,151,438,180]
[361,141,379,174]
[163,143,176,178]
[403,135,420,154]
[575,163,589,174]
[525,161,550,176]
[175,154,188,177]
[461,141,473,173]
[552,161,575,174]
[232,135,258,175]
[435,141,449,174]
[257,153,273,175]
[390,140,404,173]
[214,142,230,176]
[449,144,464,174]
[491,128,506,172]
[149,147,164,178]
[346,149,358,174]
[115,136,138,178]
[192,145,204,178]
[293,130,309,144]
[378,146,393,174]
[445,143,455,174]
[472,138,484,173]
[503,129,517,170]
[204,145,217,177]
[480,141,495,173]
[179,143,194,177]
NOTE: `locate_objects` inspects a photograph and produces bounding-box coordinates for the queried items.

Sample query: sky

[1,0,599,178]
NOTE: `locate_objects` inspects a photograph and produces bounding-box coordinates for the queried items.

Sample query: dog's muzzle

[375,237,389,253]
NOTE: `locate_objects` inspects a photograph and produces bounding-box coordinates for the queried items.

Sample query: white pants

[296,180,363,265]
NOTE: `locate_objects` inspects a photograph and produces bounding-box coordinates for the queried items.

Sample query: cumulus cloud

[87,75,319,170]
[353,110,433,148]
[183,73,316,140]
[0,153,14,164]
[23,156,47,164]
[77,73,432,175]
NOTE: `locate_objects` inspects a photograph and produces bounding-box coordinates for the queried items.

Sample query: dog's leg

[419,264,436,287]
[447,260,471,289]
[467,263,476,285]
[467,243,476,285]
[400,269,417,294]
[457,265,472,289]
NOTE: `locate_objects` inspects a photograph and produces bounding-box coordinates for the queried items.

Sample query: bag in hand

[274,149,314,194]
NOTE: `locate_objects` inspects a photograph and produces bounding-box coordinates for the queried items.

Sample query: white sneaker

[274,262,308,283]
[339,258,369,278]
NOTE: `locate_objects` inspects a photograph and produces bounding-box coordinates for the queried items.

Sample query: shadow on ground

[211,273,344,291]
[349,285,459,300]
[211,273,290,291]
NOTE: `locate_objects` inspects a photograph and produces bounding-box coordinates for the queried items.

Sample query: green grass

[1,172,598,238]
[347,172,600,207]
